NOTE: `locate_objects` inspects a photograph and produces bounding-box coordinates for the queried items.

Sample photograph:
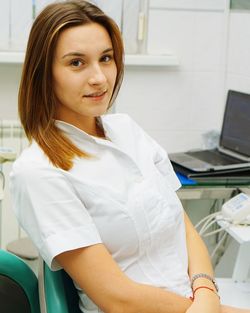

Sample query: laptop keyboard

[186,149,243,166]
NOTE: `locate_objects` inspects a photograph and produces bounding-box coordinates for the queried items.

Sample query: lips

[84,90,107,98]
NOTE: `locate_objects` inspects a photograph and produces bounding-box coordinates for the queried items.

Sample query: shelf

[0,51,24,64]
[0,51,179,67]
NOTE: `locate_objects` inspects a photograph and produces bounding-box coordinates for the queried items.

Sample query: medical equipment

[221,193,250,224]
[195,192,250,262]
[196,193,250,235]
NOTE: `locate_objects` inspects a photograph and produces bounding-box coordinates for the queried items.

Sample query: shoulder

[102,113,144,136]
[102,113,134,126]
[10,141,59,184]
[12,141,48,170]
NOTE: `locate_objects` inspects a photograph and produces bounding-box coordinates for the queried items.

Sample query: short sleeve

[9,165,102,270]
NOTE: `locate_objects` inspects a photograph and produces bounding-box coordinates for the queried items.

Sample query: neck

[55,114,106,138]
[94,118,106,139]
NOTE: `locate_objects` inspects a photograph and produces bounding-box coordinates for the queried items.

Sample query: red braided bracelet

[190,286,220,301]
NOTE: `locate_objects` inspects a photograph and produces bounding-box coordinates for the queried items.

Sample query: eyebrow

[62,48,114,59]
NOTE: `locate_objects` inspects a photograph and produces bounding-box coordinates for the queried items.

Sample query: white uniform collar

[55,116,111,143]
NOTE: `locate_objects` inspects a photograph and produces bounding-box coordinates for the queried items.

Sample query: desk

[177,184,250,218]
[176,172,250,200]
[177,186,250,200]
[217,278,250,309]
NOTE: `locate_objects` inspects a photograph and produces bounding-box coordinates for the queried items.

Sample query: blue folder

[176,172,197,186]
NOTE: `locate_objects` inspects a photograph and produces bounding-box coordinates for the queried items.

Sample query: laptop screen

[220,90,250,157]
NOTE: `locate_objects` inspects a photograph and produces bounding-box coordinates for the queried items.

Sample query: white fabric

[10,113,192,312]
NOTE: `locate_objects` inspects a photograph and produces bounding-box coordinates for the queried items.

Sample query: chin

[95,104,110,116]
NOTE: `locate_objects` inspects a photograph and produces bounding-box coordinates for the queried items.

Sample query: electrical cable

[209,199,219,215]
[210,230,228,259]
[200,218,221,236]
[199,214,221,235]
[195,212,218,230]
[214,231,230,266]
[202,225,230,237]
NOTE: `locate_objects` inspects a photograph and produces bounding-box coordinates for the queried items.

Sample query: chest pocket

[137,169,183,242]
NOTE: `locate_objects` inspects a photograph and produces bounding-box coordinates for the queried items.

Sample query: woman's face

[52,22,117,130]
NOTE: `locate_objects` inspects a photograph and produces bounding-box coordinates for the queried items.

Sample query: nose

[88,63,107,86]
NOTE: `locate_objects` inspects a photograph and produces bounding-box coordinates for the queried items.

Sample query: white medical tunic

[10,113,192,312]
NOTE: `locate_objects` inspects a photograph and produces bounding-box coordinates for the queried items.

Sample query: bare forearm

[184,212,221,313]
[184,212,214,278]
[56,244,192,313]
[114,280,192,313]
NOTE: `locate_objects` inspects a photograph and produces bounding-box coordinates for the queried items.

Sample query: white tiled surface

[192,12,225,72]
[225,12,250,94]
[117,7,226,153]
[147,10,226,71]
[117,68,224,153]
[147,10,195,68]
[150,0,225,11]
[227,13,250,77]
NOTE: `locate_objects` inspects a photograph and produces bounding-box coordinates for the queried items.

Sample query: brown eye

[101,54,113,63]
[70,59,83,67]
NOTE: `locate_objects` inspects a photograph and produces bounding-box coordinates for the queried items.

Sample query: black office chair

[39,257,82,313]
[0,249,40,313]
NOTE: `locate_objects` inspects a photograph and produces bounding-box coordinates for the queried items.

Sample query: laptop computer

[169,90,250,172]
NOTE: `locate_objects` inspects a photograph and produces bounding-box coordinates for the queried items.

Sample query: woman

[10,1,250,313]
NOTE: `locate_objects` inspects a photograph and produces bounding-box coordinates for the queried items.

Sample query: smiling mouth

[84,90,107,98]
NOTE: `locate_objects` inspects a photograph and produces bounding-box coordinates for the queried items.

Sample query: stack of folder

[173,163,250,186]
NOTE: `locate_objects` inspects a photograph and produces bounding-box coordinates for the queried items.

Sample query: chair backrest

[0,249,40,313]
[39,258,82,313]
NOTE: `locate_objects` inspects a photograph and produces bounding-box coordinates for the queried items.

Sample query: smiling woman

[18,0,124,170]
[9,1,250,313]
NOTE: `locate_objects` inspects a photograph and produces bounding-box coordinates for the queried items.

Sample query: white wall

[116,3,228,153]
[226,11,250,93]
[1,2,250,250]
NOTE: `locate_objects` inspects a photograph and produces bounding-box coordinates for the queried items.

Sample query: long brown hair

[19,0,124,170]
